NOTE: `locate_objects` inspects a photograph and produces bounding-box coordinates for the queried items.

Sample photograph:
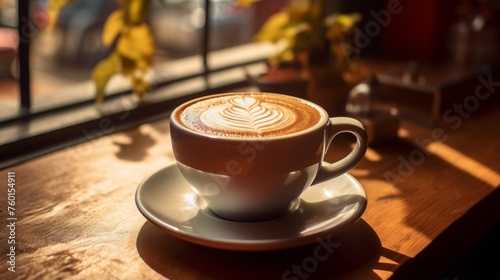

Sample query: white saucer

[135,164,367,251]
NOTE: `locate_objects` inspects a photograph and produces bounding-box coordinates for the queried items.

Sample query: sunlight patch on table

[428,142,500,187]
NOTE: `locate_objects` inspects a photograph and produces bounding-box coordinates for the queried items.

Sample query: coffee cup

[170,92,367,221]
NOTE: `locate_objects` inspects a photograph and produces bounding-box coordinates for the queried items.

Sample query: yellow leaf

[117,23,155,62]
[325,13,361,29]
[123,0,150,24]
[283,22,310,38]
[118,53,151,97]
[277,48,295,62]
[339,14,360,29]
[287,0,311,22]
[92,52,121,103]
[119,55,136,76]
[253,12,290,43]
[235,0,261,7]
[131,75,150,97]
[102,10,124,46]
[45,0,74,33]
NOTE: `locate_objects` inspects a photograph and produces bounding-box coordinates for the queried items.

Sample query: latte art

[200,97,296,134]
[176,93,322,138]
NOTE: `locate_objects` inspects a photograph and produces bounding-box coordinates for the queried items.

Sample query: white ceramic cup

[170,92,368,221]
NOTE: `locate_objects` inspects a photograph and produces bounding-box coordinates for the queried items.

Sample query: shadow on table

[136,219,404,280]
[113,129,156,161]
[327,122,498,239]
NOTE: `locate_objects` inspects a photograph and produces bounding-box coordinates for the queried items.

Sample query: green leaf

[92,52,121,103]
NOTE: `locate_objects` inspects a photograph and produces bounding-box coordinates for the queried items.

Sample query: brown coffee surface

[176,93,322,138]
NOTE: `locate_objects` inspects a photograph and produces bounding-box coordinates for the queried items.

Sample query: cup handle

[312,117,368,185]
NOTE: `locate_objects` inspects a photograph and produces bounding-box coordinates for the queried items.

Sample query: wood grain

[0,100,498,279]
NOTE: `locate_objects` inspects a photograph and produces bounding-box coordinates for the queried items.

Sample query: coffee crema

[176,93,322,138]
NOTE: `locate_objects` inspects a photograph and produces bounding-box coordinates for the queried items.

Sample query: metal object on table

[346,75,400,145]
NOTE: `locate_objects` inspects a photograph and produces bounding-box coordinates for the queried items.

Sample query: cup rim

[170,92,329,141]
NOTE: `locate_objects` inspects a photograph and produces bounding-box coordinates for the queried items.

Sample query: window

[0,0,286,168]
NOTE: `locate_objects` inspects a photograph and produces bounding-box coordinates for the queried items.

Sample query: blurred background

[0,0,499,111]
[0,0,259,101]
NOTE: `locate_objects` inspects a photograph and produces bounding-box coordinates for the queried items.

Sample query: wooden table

[1,97,499,280]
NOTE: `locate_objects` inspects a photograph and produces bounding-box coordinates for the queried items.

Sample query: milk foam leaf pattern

[200,97,296,134]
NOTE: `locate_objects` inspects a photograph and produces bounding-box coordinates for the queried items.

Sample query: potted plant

[244,0,363,115]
